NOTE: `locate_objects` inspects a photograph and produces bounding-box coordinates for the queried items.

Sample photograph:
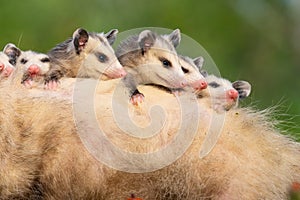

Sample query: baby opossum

[179,55,207,91]
[153,55,207,96]
[161,33,207,92]
[2,43,51,87]
[18,50,51,87]
[44,28,126,89]
[198,73,251,112]
[0,43,20,78]
[116,29,187,105]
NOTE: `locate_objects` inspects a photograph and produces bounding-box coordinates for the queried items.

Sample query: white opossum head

[179,55,207,91]
[198,74,251,112]
[17,51,51,76]
[71,28,126,79]
[0,43,21,78]
[117,29,187,88]
[138,29,186,88]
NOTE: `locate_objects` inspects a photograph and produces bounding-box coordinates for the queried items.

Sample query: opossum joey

[175,55,207,95]
[116,29,187,105]
[18,51,51,88]
[44,28,126,90]
[197,73,251,112]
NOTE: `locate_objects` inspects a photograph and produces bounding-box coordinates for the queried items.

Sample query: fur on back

[116,33,175,68]
[0,78,299,199]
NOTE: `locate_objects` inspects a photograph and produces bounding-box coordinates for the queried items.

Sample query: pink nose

[0,62,4,71]
[28,65,40,75]
[200,80,208,89]
[191,79,207,90]
[108,68,127,79]
[3,66,14,77]
[118,68,127,78]
[227,89,239,100]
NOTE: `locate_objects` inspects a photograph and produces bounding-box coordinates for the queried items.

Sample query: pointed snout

[191,79,208,91]
[116,68,127,78]
[28,65,40,75]
[106,67,127,79]
[226,89,239,100]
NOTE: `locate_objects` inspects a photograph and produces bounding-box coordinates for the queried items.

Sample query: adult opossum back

[0,76,77,199]
[0,78,299,199]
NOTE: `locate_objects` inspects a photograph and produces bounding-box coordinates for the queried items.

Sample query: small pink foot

[2,66,14,77]
[45,80,60,90]
[130,93,144,106]
[23,79,33,88]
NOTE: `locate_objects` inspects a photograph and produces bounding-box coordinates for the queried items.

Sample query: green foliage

[1,0,299,139]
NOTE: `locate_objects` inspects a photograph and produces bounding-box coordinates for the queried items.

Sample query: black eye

[9,59,16,65]
[159,57,172,68]
[181,66,189,74]
[41,57,50,63]
[208,81,220,88]
[98,53,108,63]
[20,58,28,64]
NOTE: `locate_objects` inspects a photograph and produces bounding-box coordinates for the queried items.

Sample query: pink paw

[2,66,14,77]
[45,80,60,90]
[130,93,144,106]
[23,79,33,88]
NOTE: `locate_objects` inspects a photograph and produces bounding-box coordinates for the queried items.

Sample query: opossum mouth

[99,73,111,81]
[30,72,39,76]
[224,98,238,110]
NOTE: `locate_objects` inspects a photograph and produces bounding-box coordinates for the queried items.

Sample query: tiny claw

[45,80,60,90]
[23,79,33,89]
[130,93,144,106]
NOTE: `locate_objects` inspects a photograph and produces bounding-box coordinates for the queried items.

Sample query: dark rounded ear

[138,30,156,54]
[193,56,204,70]
[200,70,208,77]
[3,43,21,59]
[105,29,118,45]
[166,29,181,48]
[72,28,89,54]
[232,80,251,99]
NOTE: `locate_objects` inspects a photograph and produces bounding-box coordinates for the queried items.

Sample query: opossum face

[136,29,186,88]
[0,43,21,78]
[179,55,207,91]
[198,74,251,111]
[17,51,50,76]
[73,28,126,79]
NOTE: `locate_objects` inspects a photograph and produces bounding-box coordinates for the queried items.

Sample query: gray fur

[105,29,118,45]
[116,29,186,101]
[161,29,181,48]
[193,56,204,70]
[178,55,206,90]
[116,32,176,69]
[45,28,124,83]
[179,55,202,72]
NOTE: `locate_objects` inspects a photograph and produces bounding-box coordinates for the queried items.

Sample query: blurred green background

[1,0,299,140]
